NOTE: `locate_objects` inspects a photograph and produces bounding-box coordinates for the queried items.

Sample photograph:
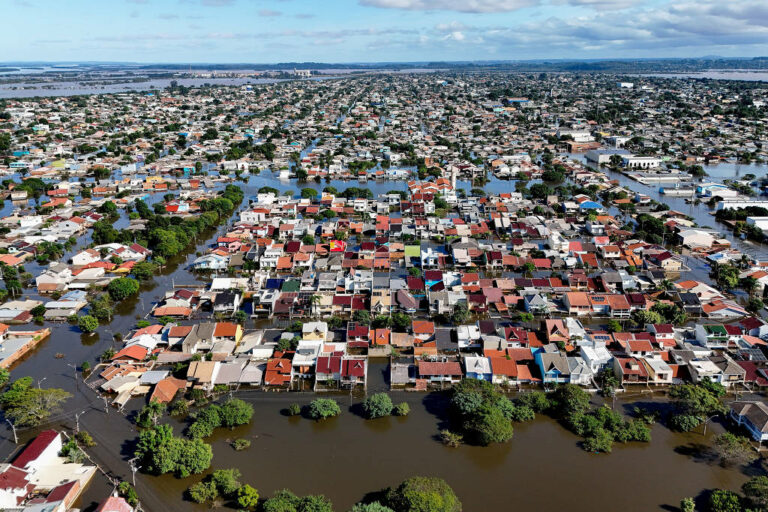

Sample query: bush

[188,480,218,504]
[680,497,695,512]
[287,403,301,416]
[237,484,260,510]
[440,430,463,448]
[394,402,410,416]
[709,489,742,512]
[515,391,551,413]
[76,430,96,447]
[362,393,394,419]
[78,315,99,333]
[308,398,341,420]
[107,277,140,301]
[386,477,461,512]
[231,438,251,451]
[219,398,254,428]
[583,428,614,453]
[117,482,139,507]
[508,405,535,422]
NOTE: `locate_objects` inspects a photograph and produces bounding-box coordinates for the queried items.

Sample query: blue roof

[579,201,603,209]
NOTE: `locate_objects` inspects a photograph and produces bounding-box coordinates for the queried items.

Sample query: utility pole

[74,410,86,433]
[66,363,79,390]
[6,419,16,444]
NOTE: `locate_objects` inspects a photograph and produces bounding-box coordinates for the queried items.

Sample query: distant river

[0,76,337,99]
[637,70,768,82]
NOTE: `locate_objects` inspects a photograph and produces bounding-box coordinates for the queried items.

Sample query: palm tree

[659,279,675,291]
[310,294,321,318]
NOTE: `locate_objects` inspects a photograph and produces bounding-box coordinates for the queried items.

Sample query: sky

[3,0,768,63]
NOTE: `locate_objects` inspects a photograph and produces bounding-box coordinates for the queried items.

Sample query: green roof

[404,245,421,257]
[281,280,301,292]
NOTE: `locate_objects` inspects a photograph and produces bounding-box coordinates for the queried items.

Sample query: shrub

[709,489,742,512]
[394,402,410,416]
[287,403,301,416]
[308,399,341,420]
[362,393,394,419]
[440,430,463,448]
[583,428,613,453]
[386,477,461,512]
[76,430,96,447]
[188,480,218,504]
[231,438,251,451]
[508,405,535,422]
[78,315,99,333]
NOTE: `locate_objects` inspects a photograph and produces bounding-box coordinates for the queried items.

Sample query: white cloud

[359,0,538,13]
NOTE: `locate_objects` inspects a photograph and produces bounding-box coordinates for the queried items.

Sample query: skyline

[3,0,768,63]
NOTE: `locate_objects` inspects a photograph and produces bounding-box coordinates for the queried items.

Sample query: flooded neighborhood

[3,5,768,510]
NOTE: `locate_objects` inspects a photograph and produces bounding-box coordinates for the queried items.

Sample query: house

[567,356,593,386]
[695,324,729,349]
[641,357,673,385]
[490,356,518,386]
[213,291,241,314]
[534,347,570,384]
[613,356,649,384]
[464,356,492,381]
[580,341,613,373]
[730,401,768,442]
[341,357,367,388]
[418,360,462,384]
[564,292,591,315]
[523,293,549,315]
[302,321,328,342]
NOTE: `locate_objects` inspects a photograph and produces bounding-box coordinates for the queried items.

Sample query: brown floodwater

[134,391,755,512]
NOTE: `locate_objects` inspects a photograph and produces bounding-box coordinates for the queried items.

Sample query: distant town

[0,66,768,511]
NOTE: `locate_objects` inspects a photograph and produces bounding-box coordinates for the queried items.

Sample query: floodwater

[0,76,337,99]
[0,170,759,510]
[136,391,753,512]
[638,71,768,82]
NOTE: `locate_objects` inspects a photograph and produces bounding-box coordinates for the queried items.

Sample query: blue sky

[4,0,768,63]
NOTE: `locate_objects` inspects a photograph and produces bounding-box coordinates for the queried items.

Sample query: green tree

[136,400,166,428]
[668,383,727,432]
[606,319,622,333]
[263,489,300,512]
[353,309,371,325]
[386,477,461,512]
[709,489,742,512]
[631,309,663,328]
[78,315,99,333]
[0,377,71,427]
[237,484,260,510]
[210,468,241,497]
[742,476,768,510]
[583,428,614,453]
[451,302,469,325]
[362,393,394,419]
[391,313,411,332]
[680,497,695,512]
[188,480,218,504]
[107,277,140,301]
[219,397,254,428]
[131,261,157,281]
[308,399,341,420]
